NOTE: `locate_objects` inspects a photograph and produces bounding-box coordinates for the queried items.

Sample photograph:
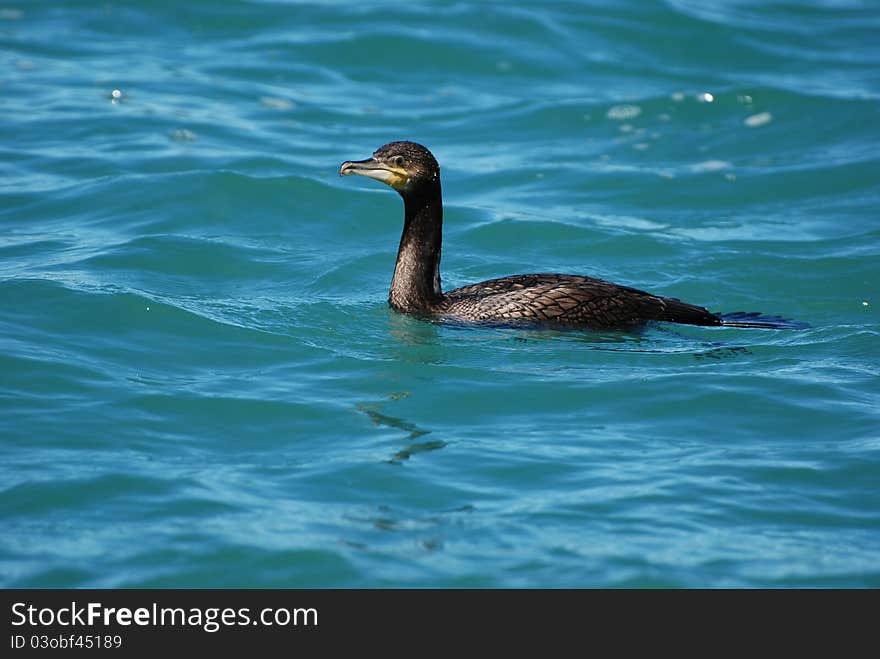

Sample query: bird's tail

[718,311,809,330]
[653,296,807,330]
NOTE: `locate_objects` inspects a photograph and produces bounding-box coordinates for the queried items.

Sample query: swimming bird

[339,141,800,330]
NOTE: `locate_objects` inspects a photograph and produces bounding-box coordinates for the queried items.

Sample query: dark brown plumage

[339,141,800,330]
[437,273,720,328]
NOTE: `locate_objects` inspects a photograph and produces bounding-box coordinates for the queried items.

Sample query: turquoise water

[2,0,878,588]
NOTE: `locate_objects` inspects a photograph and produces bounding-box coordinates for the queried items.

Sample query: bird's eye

[394,155,405,167]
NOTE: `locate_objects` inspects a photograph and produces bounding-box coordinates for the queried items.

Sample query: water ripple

[1,0,878,588]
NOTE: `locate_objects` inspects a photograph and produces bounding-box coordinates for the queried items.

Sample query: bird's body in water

[340,141,801,331]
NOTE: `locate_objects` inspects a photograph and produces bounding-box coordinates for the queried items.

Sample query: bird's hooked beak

[339,156,409,190]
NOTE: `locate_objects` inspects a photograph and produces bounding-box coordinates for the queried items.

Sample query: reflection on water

[385,312,451,366]
[386,312,439,347]
[693,345,751,360]
[356,399,446,464]
[341,504,447,555]
[388,439,447,464]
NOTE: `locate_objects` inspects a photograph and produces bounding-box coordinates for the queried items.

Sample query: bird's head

[339,141,440,197]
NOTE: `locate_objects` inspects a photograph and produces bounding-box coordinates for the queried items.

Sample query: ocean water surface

[1,0,878,587]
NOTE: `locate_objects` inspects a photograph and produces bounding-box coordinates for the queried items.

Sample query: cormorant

[340,141,800,330]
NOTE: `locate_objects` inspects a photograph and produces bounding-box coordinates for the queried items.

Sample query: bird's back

[437,273,722,329]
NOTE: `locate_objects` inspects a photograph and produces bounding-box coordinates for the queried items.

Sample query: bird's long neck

[389,185,443,313]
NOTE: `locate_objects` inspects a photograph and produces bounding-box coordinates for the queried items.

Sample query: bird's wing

[442,274,718,327]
